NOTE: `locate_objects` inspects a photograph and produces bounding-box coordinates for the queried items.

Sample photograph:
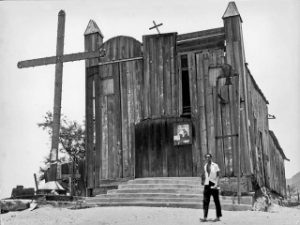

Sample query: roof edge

[269,130,290,161]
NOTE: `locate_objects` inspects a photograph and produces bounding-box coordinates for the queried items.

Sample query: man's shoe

[200,218,207,222]
[213,217,221,222]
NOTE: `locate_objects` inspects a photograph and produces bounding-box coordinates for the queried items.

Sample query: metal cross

[17,10,105,181]
[149,20,163,34]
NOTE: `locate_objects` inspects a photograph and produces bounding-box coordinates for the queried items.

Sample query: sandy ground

[1,205,300,225]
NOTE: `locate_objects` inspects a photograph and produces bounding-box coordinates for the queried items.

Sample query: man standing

[200,153,222,222]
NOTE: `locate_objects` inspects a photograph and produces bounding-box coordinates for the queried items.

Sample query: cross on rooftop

[149,20,163,34]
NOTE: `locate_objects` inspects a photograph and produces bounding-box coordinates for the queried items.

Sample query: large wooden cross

[17,10,105,181]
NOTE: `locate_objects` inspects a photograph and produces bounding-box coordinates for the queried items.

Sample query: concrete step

[86,195,252,205]
[82,201,252,211]
[107,188,202,194]
[131,177,201,181]
[129,177,202,185]
[118,184,203,190]
[87,197,202,203]
[98,193,202,198]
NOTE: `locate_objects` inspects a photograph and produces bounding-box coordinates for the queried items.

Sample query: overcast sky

[0,0,299,198]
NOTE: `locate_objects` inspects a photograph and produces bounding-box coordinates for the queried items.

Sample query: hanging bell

[225,77,232,86]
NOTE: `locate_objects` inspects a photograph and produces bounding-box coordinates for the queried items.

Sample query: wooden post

[49,10,66,181]
[33,173,39,192]
[223,2,252,203]
[84,20,103,195]
[236,73,241,204]
[69,176,72,196]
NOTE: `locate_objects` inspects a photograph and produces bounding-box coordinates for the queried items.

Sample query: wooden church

[84,2,289,197]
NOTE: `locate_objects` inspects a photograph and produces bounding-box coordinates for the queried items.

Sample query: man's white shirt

[204,162,220,185]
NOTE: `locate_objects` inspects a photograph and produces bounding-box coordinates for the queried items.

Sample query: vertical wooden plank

[94,67,102,186]
[196,53,208,164]
[134,123,141,177]
[216,49,224,66]
[147,120,154,176]
[178,145,193,177]
[142,36,150,119]
[113,63,123,179]
[168,119,177,176]
[163,36,172,116]
[161,120,168,176]
[107,95,115,178]
[85,74,94,187]
[192,119,201,176]
[136,60,144,122]
[220,86,233,176]
[120,62,129,177]
[188,53,197,116]
[205,64,216,158]
[204,53,215,157]
[213,84,226,177]
[154,37,160,117]
[142,122,150,177]
[178,55,183,115]
[177,145,184,177]
[127,61,135,177]
[155,120,163,176]
[133,61,139,123]
[157,36,164,116]
[228,75,238,175]
[170,34,178,115]
[188,52,200,175]
[150,37,157,117]
[100,96,108,179]
[240,107,248,175]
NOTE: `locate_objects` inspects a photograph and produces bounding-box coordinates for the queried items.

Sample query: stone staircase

[82,177,253,211]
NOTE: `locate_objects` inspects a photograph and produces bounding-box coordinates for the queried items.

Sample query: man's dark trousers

[203,181,222,218]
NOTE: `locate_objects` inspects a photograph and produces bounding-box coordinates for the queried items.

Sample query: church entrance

[135,117,193,177]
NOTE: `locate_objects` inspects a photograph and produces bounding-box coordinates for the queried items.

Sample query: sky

[0,0,299,198]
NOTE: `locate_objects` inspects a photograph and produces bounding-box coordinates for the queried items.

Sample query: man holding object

[200,153,222,222]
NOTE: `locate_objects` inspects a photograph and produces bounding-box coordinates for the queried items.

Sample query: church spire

[84,20,104,38]
[222,2,242,21]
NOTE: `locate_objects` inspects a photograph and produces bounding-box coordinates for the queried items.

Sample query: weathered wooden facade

[84,2,288,196]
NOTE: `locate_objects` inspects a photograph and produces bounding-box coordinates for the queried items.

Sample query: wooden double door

[135,117,193,178]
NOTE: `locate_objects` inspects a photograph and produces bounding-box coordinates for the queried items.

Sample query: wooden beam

[98,56,143,66]
[17,49,105,68]
[50,9,65,170]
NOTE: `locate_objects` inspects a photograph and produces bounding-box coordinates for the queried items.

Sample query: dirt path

[1,205,300,225]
